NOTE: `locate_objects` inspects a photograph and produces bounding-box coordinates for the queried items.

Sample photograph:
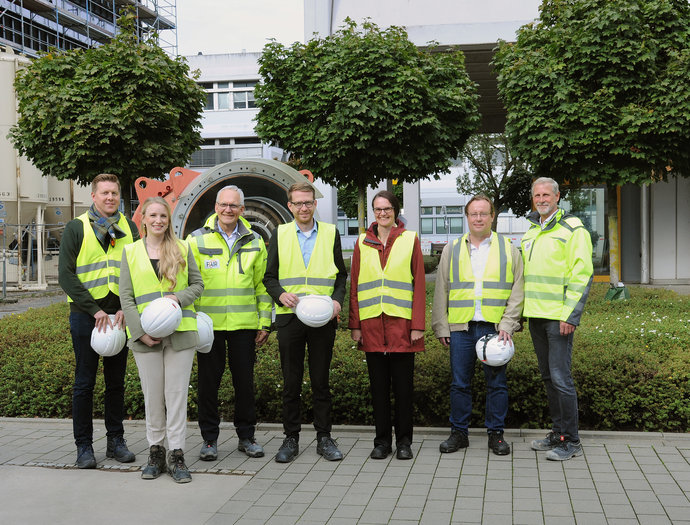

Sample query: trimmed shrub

[0,284,687,432]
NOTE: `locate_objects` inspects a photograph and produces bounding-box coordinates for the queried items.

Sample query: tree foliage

[254,19,480,228]
[9,12,205,214]
[493,0,690,185]
[457,133,534,222]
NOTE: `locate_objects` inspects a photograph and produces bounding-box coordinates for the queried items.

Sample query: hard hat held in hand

[90,314,126,356]
[140,297,182,338]
[196,311,214,353]
[295,295,333,328]
[475,333,515,367]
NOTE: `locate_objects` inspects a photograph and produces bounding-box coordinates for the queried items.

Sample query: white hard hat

[196,311,214,353]
[140,297,182,338]
[90,314,126,357]
[475,333,515,367]
[295,295,333,328]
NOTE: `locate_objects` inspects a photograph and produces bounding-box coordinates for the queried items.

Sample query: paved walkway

[0,418,688,524]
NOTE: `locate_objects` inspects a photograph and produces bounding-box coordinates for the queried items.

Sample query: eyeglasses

[290,200,315,209]
[468,212,491,219]
[217,202,242,211]
[373,207,394,215]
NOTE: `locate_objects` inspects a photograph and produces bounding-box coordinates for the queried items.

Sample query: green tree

[254,19,480,230]
[457,133,534,228]
[494,0,690,284]
[8,12,205,216]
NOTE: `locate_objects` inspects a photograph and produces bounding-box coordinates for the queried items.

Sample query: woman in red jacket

[349,190,426,460]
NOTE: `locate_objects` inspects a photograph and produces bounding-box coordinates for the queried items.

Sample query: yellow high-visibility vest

[69,212,134,301]
[276,221,337,315]
[447,232,513,324]
[123,238,197,336]
[356,230,416,320]
[187,214,271,331]
[521,209,593,323]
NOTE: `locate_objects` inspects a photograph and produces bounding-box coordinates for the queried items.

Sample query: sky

[176,0,305,56]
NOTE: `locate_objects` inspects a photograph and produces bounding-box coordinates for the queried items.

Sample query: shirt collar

[296,220,318,235]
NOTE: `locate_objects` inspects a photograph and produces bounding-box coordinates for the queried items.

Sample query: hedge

[0,283,687,432]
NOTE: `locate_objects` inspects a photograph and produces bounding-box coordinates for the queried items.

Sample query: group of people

[59,173,593,484]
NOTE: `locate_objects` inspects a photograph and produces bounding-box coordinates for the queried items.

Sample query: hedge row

[0,283,687,432]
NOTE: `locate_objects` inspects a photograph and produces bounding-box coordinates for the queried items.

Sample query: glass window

[216,82,229,89]
[234,81,257,88]
[204,93,214,110]
[233,92,247,109]
[446,206,463,214]
[421,218,433,234]
[199,82,213,89]
[337,219,346,236]
[449,217,463,234]
[247,91,256,108]
[347,220,359,236]
[217,92,230,110]
[421,207,434,216]
[436,218,448,234]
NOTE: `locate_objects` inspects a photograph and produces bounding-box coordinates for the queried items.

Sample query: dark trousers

[277,316,335,439]
[197,330,257,441]
[69,312,128,447]
[366,352,415,448]
[529,318,579,441]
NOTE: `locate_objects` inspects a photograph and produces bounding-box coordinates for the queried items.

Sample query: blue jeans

[70,312,128,446]
[449,322,508,433]
[528,318,579,441]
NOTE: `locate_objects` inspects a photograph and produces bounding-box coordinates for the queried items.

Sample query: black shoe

[317,436,343,461]
[199,440,218,461]
[488,430,511,456]
[106,435,135,463]
[439,430,469,453]
[167,449,192,483]
[76,444,97,469]
[370,444,392,459]
[396,444,413,460]
[275,436,299,463]
[238,438,265,458]
[141,445,166,480]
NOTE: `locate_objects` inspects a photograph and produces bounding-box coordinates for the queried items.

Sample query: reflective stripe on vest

[356,230,415,320]
[447,232,514,324]
[123,239,197,336]
[188,214,271,330]
[69,213,134,301]
[276,221,337,315]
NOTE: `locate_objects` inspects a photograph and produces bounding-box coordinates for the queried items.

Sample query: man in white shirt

[432,194,524,455]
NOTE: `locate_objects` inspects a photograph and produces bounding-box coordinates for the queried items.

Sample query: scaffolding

[0,0,177,56]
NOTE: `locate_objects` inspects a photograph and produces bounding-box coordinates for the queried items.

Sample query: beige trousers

[133,340,195,451]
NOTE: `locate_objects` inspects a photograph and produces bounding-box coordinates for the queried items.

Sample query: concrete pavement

[1,418,688,524]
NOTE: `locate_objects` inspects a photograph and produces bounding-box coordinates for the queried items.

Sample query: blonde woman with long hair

[120,197,204,483]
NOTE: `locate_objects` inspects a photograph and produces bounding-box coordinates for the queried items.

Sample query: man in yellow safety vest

[523,177,593,461]
[263,182,348,463]
[432,194,524,456]
[58,173,138,469]
[187,185,272,461]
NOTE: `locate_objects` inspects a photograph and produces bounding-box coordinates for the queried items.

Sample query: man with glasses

[187,185,272,460]
[263,182,348,463]
[432,194,524,455]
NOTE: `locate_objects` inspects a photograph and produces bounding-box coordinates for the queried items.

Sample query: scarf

[88,204,126,247]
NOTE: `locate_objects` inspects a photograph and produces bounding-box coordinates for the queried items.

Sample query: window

[190,138,262,168]
[418,205,464,235]
[421,207,434,216]
[449,217,463,234]
[421,218,434,234]
[436,218,448,234]
[200,81,258,111]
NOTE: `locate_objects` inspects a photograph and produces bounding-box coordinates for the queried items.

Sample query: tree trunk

[607,184,620,286]
[357,184,367,234]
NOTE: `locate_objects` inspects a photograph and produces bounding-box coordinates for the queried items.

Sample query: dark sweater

[58,215,140,315]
